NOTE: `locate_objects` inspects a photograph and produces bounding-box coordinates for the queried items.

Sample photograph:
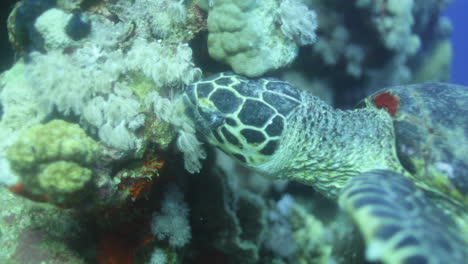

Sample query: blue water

[445,0,468,85]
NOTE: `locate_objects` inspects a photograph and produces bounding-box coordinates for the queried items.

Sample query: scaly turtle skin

[361,83,468,205]
[183,72,468,263]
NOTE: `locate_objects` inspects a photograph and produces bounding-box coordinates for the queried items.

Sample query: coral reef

[0,0,457,263]
[206,0,317,77]
[264,194,332,263]
[299,0,452,106]
[6,120,99,205]
[188,167,268,264]
[0,187,94,264]
[151,185,192,248]
[34,8,75,51]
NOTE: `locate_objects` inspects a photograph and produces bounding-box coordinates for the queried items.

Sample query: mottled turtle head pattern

[183,72,301,167]
[184,72,404,198]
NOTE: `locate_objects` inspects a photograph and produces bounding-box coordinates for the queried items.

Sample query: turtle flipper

[339,169,467,264]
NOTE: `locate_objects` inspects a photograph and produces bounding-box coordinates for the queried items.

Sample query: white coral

[82,97,107,128]
[89,17,133,48]
[277,0,318,46]
[145,92,206,173]
[28,46,125,116]
[149,0,187,38]
[151,185,192,248]
[176,130,207,174]
[82,88,143,151]
[126,38,201,88]
[99,122,138,151]
[264,194,298,258]
[355,0,420,54]
[149,248,167,264]
[34,8,74,51]
[27,45,143,152]
[25,3,201,157]
[113,0,188,40]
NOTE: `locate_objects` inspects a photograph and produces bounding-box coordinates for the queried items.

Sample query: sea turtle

[182,72,468,264]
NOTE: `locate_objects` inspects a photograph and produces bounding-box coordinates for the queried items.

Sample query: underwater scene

[0,0,467,264]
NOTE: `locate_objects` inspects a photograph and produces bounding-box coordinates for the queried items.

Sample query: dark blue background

[445,0,468,85]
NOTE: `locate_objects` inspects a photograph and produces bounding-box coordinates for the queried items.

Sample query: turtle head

[183,72,302,168]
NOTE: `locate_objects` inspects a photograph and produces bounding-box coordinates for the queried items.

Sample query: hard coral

[6,119,100,205]
[207,0,302,77]
[28,47,144,152]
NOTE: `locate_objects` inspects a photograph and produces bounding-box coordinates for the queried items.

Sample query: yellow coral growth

[7,120,100,205]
